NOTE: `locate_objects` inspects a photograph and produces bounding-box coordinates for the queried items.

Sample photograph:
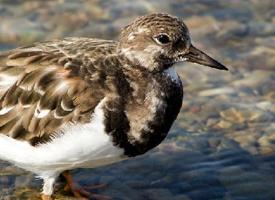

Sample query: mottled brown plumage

[0,13,227,199]
[0,38,116,143]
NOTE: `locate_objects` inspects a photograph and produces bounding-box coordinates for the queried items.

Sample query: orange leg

[41,194,53,200]
[62,171,111,200]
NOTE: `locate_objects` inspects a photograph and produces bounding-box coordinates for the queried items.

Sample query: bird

[0,13,228,200]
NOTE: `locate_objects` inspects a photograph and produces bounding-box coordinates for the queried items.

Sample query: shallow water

[0,0,275,199]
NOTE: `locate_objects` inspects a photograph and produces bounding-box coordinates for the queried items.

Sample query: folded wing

[0,38,111,145]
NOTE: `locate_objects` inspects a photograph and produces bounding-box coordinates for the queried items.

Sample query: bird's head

[118,13,228,72]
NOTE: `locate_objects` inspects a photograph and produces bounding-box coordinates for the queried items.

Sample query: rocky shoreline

[0,1,274,199]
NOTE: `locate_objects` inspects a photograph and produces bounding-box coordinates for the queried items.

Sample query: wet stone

[1,1,275,200]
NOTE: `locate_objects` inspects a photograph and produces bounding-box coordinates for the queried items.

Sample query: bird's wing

[0,37,116,145]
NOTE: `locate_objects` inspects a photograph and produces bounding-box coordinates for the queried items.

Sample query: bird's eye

[154,34,171,45]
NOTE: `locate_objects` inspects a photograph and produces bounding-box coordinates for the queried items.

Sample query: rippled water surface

[0,1,275,199]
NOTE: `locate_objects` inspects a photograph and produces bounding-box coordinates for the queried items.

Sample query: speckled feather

[0,38,117,144]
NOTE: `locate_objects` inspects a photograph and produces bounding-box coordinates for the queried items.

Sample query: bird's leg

[41,194,53,200]
[62,170,89,199]
[41,175,58,200]
[62,170,111,200]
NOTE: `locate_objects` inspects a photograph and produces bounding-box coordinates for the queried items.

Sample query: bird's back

[0,37,118,144]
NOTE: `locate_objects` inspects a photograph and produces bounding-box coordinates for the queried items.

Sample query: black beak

[185,45,228,71]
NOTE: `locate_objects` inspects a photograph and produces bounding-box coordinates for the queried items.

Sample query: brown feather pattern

[0,38,116,143]
[0,14,187,156]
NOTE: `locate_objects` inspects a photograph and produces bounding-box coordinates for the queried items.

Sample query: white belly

[0,98,126,175]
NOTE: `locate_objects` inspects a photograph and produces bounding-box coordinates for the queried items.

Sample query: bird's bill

[185,45,228,71]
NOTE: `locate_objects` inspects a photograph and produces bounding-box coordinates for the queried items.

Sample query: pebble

[1,1,275,200]
[232,70,273,87]
[198,87,235,97]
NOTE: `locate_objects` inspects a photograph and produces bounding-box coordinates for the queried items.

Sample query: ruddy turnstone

[0,13,227,199]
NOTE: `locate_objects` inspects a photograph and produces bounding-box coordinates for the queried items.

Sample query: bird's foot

[41,194,53,200]
[62,171,111,200]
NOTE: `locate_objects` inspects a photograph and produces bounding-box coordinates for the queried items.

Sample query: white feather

[34,108,50,118]
[0,74,17,87]
[0,97,125,176]
[163,67,181,84]
[0,106,13,115]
